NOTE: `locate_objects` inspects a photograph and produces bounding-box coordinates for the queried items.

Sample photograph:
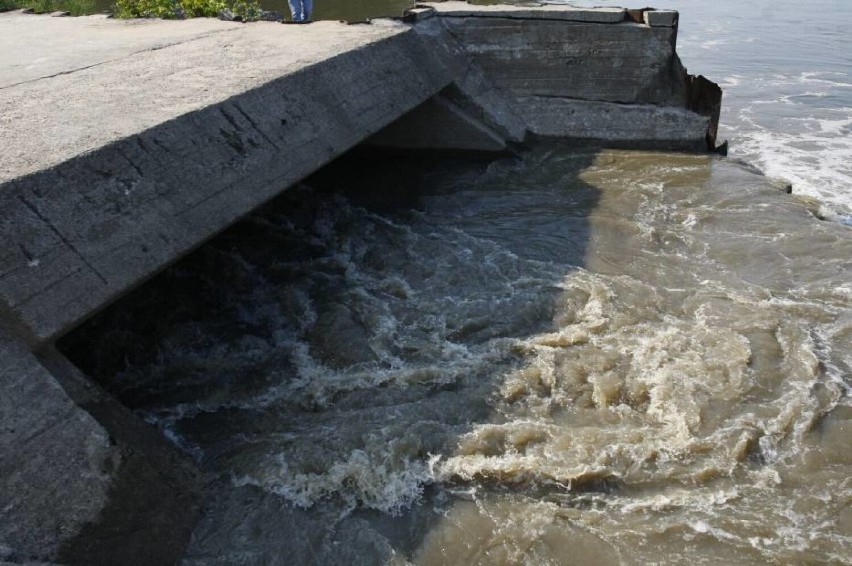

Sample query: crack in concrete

[0,28,239,91]
[116,146,144,178]
[16,194,109,286]
[232,101,282,150]
[527,93,666,107]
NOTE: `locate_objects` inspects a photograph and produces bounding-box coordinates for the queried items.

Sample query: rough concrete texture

[0,15,462,344]
[0,331,114,562]
[439,16,685,105]
[0,13,236,89]
[430,1,627,23]
[37,350,205,565]
[519,97,710,150]
[644,9,679,27]
[0,14,409,184]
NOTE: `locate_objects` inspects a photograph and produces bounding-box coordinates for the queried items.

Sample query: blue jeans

[288,0,312,21]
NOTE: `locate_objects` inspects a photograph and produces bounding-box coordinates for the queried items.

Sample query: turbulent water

[65,147,851,564]
[60,1,852,563]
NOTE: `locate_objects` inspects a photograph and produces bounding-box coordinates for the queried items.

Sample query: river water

[62,2,851,564]
[567,0,852,223]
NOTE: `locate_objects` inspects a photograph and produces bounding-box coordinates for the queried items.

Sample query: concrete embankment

[0,4,721,562]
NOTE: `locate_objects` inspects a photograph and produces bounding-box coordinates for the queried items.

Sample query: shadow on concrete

[58,143,600,564]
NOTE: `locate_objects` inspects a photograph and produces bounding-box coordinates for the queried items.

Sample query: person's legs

[302,0,312,21]
[287,0,304,21]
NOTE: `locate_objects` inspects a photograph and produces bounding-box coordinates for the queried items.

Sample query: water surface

[566,0,852,220]
[64,147,851,564]
[59,1,852,563]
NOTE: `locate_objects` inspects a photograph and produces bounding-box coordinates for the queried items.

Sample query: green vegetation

[114,0,261,19]
[0,0,96,15]
[0,0,262,18]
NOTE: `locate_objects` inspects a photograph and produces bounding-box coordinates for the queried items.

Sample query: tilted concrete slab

[0,9,718,347]
[0,15,463,344]
[0,330,114,561]
[0,15,412,184]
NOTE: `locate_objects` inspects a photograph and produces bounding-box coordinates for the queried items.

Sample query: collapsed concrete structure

[0,3,721,562]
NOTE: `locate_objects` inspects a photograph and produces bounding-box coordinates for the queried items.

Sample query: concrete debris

[643,9,678,27]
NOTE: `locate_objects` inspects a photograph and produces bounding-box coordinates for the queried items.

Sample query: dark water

[61,1,852,564]
[64,147,851,564]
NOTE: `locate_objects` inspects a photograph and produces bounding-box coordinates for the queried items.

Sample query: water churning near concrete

[63,146,851,564]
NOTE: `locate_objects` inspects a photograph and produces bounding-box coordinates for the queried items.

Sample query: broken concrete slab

[440,14,684,105]
[518,97,710,151]
[0,16,459,344]
[643,9,679,27]
[0,331,114,562]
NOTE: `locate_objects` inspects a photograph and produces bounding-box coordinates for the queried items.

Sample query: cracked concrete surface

[0,13,408,183]
[0,14,237,89]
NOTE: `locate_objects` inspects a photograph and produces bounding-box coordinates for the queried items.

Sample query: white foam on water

[233,449,434,515]
[716,64,852,220]
[799,71,852,89]
[724,119,852,214]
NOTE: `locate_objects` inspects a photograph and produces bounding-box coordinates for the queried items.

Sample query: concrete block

[644,10,678,27]
[441,16,682,105]
[0,332,115,561]
[403,6,435,23]
[517,96,710,151]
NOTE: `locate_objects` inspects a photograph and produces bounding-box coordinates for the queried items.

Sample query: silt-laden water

[64,146,851,564]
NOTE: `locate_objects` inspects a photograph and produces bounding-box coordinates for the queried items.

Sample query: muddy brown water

[62,146,851,564]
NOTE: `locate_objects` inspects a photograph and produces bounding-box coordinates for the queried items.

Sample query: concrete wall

[438,5,685,104]
[408,2,720,151]
[0,331,114,561]
[0,6,720,562]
